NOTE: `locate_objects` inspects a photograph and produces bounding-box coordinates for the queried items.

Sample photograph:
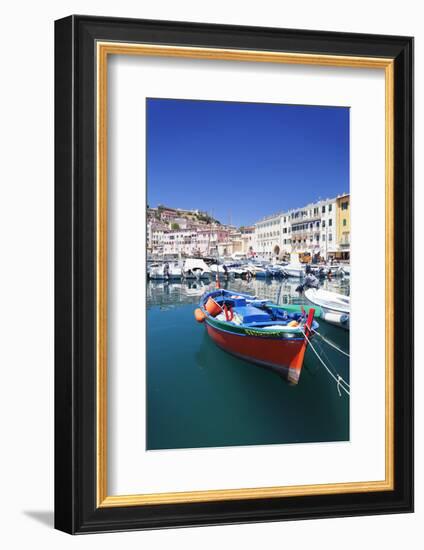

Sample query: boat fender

[224,305,234,322]
[194,308,206,323]
[287,320,299,327]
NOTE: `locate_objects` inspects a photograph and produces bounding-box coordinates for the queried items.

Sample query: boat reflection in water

[147,276,349,308]
[146,277,350,451]
[147,279,215,307]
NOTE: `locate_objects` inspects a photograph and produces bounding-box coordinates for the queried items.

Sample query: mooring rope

[311,328,350,358]
[302,329,350,396]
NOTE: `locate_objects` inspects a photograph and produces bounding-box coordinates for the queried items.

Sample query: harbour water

[147,277,350,451]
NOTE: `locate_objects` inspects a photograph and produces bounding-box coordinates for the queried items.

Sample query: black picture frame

[55,15,413,534]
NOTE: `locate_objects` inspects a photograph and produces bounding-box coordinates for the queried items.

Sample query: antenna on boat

[215,238,221,289]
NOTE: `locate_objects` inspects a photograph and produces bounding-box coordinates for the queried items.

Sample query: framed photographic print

[54,15,413,533]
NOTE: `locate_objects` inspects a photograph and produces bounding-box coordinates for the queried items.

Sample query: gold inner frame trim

[96,41,395,508]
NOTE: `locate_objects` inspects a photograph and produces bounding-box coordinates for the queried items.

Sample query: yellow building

[336,194,350,260]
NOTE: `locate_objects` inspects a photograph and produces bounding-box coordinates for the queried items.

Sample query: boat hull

[320,307,350,329]
[284,268,304,278]
[304,288,350,329]
[205,321,308,384]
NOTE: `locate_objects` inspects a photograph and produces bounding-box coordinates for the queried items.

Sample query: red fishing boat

[194,289,317,384]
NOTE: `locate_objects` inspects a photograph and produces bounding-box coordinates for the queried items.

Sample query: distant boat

[282,254,305,278]
[267,265,287,278]
[228,266,245,278]
[304,288,350,329]
[194,289,318,384]
[209,263,234,278]
[183,258,212,279]
[245,263,271,278]
[149,261,183,281]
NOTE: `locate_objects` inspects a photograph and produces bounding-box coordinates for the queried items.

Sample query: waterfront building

[147,221,168,255]
[240,226,256,257]
[216,230,244,257]
[280,214,292,257]
[162,228,199,256]
[255,213,283,259]
[196,226,231,256]
[335,193,350,260]
[290,197,338,260]
[148,194,349,261]
[254,194,347,261]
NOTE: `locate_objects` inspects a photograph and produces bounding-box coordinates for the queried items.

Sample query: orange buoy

[205,297,222,317]
[194,308,206,323]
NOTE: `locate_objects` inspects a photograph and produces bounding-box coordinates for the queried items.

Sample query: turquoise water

[147,278,350,450]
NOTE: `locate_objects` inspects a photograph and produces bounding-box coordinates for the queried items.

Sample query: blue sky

[146,98,349,227]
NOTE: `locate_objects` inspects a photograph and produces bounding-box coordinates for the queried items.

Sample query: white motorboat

[228,266,245,277]
[149,261,183,281]
[282,254,305,278]
[245,263,271,278]
[304,288,350,329]
[283,265,305,277]
[209,263,223,274]
[183,258,212,279]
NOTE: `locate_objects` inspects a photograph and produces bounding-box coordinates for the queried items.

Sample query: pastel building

[335,193,350,260]
[254,194,348,261]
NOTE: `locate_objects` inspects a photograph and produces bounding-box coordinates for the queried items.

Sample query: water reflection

[147,276,350,308]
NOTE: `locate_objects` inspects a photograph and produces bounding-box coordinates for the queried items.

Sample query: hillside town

[147,193,350,263]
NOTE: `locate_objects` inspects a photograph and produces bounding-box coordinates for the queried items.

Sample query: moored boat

[281,254,305,278]
[149,261,183,280]
[194,289,318,384]
[182,258,212,279]
[304,288,350,329]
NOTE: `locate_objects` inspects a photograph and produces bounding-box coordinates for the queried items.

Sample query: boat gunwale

[304,288,350,315]
[200,289,318,337]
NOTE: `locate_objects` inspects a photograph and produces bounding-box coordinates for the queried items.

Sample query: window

[322,220,326,228]
[283,227,287,234]
[329,234,333,241]
[343,219,347,226]
[342,201,349,210]
[322,205,326,213]
[329,219,332,227]
[316,235,320,241]
[329,204,332,212]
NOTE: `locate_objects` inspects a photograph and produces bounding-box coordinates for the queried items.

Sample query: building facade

[147,195,350,261]
[254,194,349,261]
[336,194,350,260]
[255,214,283,258]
